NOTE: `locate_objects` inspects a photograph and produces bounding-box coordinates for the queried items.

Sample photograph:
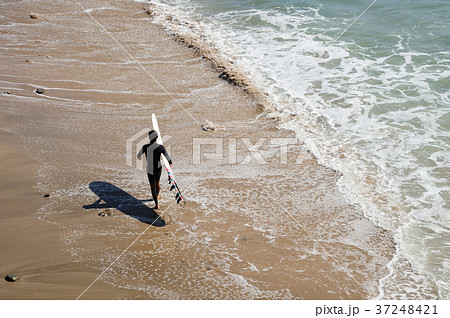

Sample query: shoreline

[145,2,275,112]
[0,0,395,299]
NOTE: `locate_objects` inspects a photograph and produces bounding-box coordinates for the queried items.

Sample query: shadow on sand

[83,181,165,227]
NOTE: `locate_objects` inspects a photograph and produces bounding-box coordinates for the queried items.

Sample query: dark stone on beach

[5,273,19,282]
[35,88,45,94]
[98,209,113,217]
[3,91,11,95]
[201,120,215,131]
[29,13,40,19]
[219,71,233,83]
[43,193,50,198]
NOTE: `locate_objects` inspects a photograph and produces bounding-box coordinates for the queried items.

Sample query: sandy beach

[0,0,395,299]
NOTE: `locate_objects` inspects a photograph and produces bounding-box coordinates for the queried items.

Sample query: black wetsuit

[139,143,172,184]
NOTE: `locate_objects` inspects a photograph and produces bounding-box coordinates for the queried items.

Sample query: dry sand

[0,0,394,299]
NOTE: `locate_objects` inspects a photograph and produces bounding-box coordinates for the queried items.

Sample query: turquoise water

[143,0,449,299]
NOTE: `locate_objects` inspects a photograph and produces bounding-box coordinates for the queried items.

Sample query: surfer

[137,130,172,210]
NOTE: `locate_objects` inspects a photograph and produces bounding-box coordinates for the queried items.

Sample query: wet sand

[0,0,394,299]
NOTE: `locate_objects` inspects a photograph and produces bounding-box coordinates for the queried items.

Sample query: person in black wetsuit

[137,130,172,210]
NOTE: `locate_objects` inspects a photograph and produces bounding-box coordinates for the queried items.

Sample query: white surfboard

[152,113,186,206]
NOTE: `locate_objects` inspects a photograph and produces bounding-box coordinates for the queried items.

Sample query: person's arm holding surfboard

[161,146,172,170]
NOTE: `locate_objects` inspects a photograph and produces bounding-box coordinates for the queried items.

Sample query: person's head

[148,130,158,144]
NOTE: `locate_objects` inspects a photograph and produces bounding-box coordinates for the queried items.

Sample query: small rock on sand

[29,13,40,19]
[5,273,19,282]
[35,88,45,94]
[201,120,215,131]
[98,209,113,217]
[3,91,11,95]
[43,193,50,198]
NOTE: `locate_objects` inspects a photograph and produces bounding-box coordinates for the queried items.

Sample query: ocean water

[139,0,449,299]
